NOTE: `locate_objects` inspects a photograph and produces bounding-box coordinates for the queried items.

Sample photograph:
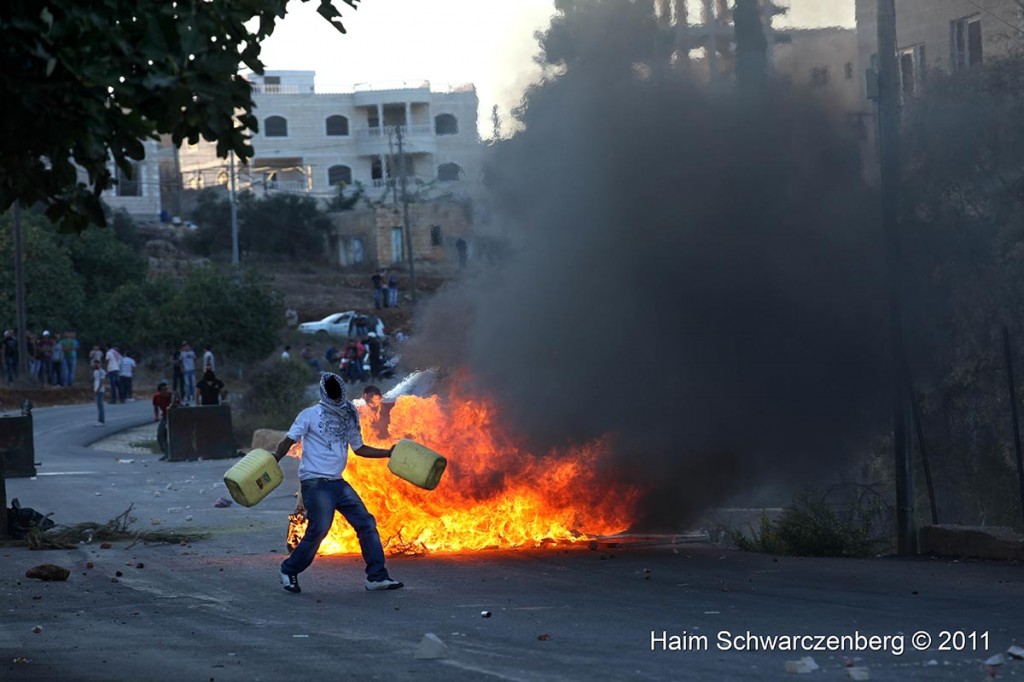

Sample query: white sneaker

[280,571,301,593]
[365,577,403,591]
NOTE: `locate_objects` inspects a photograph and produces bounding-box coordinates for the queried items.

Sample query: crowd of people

[290,331,394,385]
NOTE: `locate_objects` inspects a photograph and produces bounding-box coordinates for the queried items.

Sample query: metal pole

[1002,327,1024,524]
[13,202,28,384]
[230,152,239,267]
[0,450,7,540]
[908,378,939,525]
[877,0,915,554]
[396,125,417,304]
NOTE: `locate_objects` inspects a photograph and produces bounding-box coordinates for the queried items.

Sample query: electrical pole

[395,125,417,304]
[230,151,239,267]
[13,202,28,385]
[877,0,915,555]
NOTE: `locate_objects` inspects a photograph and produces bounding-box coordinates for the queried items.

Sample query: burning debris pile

[286,384,643,555]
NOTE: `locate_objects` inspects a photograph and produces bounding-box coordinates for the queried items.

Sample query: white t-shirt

[120,356,136,377]
[202,350,215,370]
[180,350,196,372]
[92,368,106,394]
[287,405,364,481]
[105,348,122,372]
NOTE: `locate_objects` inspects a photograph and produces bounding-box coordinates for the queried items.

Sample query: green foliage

[730,490,888,558]
[328,182,365,211]
[0,211,85,331]
[900,55,1024,526]
[187,191,332,260]
[234,357,313,440]
[152,267,282,362]
[0,0,361,232]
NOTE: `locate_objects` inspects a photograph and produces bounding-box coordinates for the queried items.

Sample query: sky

[257,0,857,136]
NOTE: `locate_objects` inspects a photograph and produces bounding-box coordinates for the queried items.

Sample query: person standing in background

[2,330,18,384]
[387,270,399,308]
[202,345,216,372]
[61,331,79,386]
[152,380,174,459]
[92,360,107,427]
[105,344,123,404]
[120,350,137,401]
[180,342,197,405]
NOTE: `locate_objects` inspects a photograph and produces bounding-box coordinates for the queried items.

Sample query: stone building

[175,71,483,205]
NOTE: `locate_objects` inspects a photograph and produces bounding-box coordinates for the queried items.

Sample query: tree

[0,0,361,232]
[899,55,1024,525]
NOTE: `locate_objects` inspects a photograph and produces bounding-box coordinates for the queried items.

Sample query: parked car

[298,311,385,339]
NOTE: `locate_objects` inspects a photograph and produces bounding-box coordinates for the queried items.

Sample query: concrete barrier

[0,415,36,478]
[167,405,236,462]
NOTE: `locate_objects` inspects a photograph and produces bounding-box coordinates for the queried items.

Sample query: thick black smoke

[409,2,888,529]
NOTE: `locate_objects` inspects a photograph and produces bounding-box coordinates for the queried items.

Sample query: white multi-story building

[87,139,163,221]
[176,71,482,204]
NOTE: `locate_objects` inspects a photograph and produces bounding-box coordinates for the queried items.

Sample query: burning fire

[285,390,643,555]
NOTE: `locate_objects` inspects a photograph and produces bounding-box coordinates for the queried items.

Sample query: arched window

[325,115,349,136]
[328,165,352,186]
[437,162,462,182]
[434,114,458,135]
[264,115,288,137]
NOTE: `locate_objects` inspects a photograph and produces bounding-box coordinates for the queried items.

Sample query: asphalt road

[1,402,1023,681]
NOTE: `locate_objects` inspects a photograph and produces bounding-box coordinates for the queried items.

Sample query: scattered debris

[31,626,42,634]
[538,633,552,641]
[12,657,29,664]
[847,667,870,681]
[86,562,94,569]
[986,653,1006,668]
[135,563,144,569]
[117,459,134,464]
[214,498,233,508]
[785,657,819,674]
[1008,645,1024,660]
[25,564,70,581]
[115,571,123,577]
[100,543,113,549]
[414,633,448,660]
[480,611,492,618]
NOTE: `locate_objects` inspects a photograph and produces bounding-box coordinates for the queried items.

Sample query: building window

[430,225,443,246]
[391,226,404,264]
[325,115,349,137]
[434,113,459,135]
[810,66,830,88]
[437,162,462,182]
[951,16,982,70]
[116,162,141,197]
[328,165,352,186]
[898,44,926,99]
[264,115,288,137]
[263,75,281,93]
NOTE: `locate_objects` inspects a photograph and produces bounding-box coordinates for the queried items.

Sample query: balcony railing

[357,124,434,140]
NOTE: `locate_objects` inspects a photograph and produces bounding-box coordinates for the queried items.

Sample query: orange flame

[286,391,643,555]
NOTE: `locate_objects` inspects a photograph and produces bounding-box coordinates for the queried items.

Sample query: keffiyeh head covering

[319,372,357,422]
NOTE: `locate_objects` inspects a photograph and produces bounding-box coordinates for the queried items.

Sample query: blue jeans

[184,370,196,403]
[64,357,76,386]
[281,478,389,581]
[107,370,121,403]
[4,356,16,384]
[373,288,383,310]
[95,391,105,423]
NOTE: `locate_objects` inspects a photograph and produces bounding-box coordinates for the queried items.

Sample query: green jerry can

[223,448,285,507]
[388,439,447,490]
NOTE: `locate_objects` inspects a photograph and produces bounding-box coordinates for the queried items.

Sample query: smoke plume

[409,2,887,529]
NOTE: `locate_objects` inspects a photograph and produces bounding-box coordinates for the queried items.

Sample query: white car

[297,311,385,339]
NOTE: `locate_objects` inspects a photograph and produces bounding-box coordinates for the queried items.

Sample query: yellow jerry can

[223,448,285,507]
[388,439,447,490]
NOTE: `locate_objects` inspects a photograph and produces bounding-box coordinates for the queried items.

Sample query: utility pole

[877,0,915,555]
[13,202,28,384]
[395,125,417,304]
[229,151,239,267]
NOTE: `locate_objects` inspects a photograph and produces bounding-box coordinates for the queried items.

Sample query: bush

[233,357,313,445]
[730,489,890,558]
